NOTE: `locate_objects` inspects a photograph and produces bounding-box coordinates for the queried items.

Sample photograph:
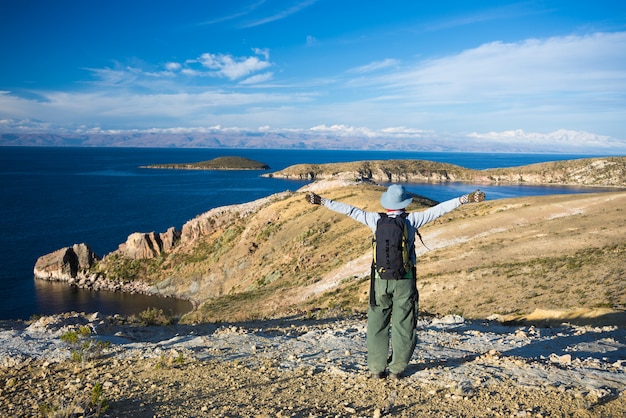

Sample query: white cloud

[252,48,270,60]
[310,124,377,137]
[83,50,273,85]
[197,51,272,80]
[308,124,434,139]
[467,129,620,149]
[180,68,203,77]
[165,62,182,71]
[0,85,315,132]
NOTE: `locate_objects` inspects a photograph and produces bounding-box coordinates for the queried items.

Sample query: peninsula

[142,156,270,170]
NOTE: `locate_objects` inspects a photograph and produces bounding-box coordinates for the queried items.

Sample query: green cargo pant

[367,276,418,375]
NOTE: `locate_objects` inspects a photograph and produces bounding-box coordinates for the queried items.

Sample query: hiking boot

[370,371,387,379]
[389,372,403,380]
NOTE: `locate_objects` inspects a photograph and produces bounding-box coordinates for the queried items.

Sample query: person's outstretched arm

[407,190,486,228]
[306,192,380,231]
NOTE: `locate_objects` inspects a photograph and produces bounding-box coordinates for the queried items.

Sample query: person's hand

[460,190,486,204]
[306,192,322,205]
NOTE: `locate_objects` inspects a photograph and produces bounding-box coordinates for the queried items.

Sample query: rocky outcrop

[33,243,151,294]
[114,227,181,260]
[33,243,99,282]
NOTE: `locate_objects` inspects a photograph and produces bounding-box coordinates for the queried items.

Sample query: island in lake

[142,156,270,170]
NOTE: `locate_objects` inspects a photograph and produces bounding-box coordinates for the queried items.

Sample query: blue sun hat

[380,184,413,210]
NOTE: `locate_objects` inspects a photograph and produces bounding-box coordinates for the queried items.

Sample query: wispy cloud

[198,0,267,26]
[197,0,319,29]
[306,35,318,47]
[85,65,142,87]
[348,59,399,74]
[240,72,274,85]
[421,2,550,32]
[354,32,626,99]
[239,0,319,28]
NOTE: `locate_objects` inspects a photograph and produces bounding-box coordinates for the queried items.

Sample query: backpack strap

[369,260,377,306]
[415,229,430,251]
[387,212,431,250]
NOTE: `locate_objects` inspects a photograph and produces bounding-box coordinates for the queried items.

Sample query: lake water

[0,146,618,320]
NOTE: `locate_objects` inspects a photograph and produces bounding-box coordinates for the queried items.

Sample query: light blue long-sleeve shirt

[322,197,463,264]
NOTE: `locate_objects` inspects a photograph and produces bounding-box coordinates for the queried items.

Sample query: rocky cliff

[115,227,180,260]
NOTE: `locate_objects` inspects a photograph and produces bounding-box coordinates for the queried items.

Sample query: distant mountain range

[2,128,625,153]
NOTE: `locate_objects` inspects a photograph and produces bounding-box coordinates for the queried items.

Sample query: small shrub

[155,352,186,369]
[38,381,108,417]
[136,307,175,326]
[60,326,110,368]
[89,382,109,416]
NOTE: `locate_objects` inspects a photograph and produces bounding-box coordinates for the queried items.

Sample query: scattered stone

[1,312,624,417]
[549,353,573,365]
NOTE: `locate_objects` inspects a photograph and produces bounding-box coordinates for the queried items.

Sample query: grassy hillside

[106,179,625,325]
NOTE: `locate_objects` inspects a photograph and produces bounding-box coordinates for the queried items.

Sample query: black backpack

[373,213,413,280]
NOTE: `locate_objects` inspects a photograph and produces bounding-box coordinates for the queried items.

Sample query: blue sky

[1,0,625,151]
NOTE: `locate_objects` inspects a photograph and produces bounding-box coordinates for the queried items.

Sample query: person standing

[306,185,485,379]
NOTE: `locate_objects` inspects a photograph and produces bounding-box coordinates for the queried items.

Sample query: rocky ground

[1,311,624,417]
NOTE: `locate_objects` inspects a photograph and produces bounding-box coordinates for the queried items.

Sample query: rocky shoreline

[32,191,289,309]
[32,243,153,295]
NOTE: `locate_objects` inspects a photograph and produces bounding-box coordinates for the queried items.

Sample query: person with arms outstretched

[306,185,485,379]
